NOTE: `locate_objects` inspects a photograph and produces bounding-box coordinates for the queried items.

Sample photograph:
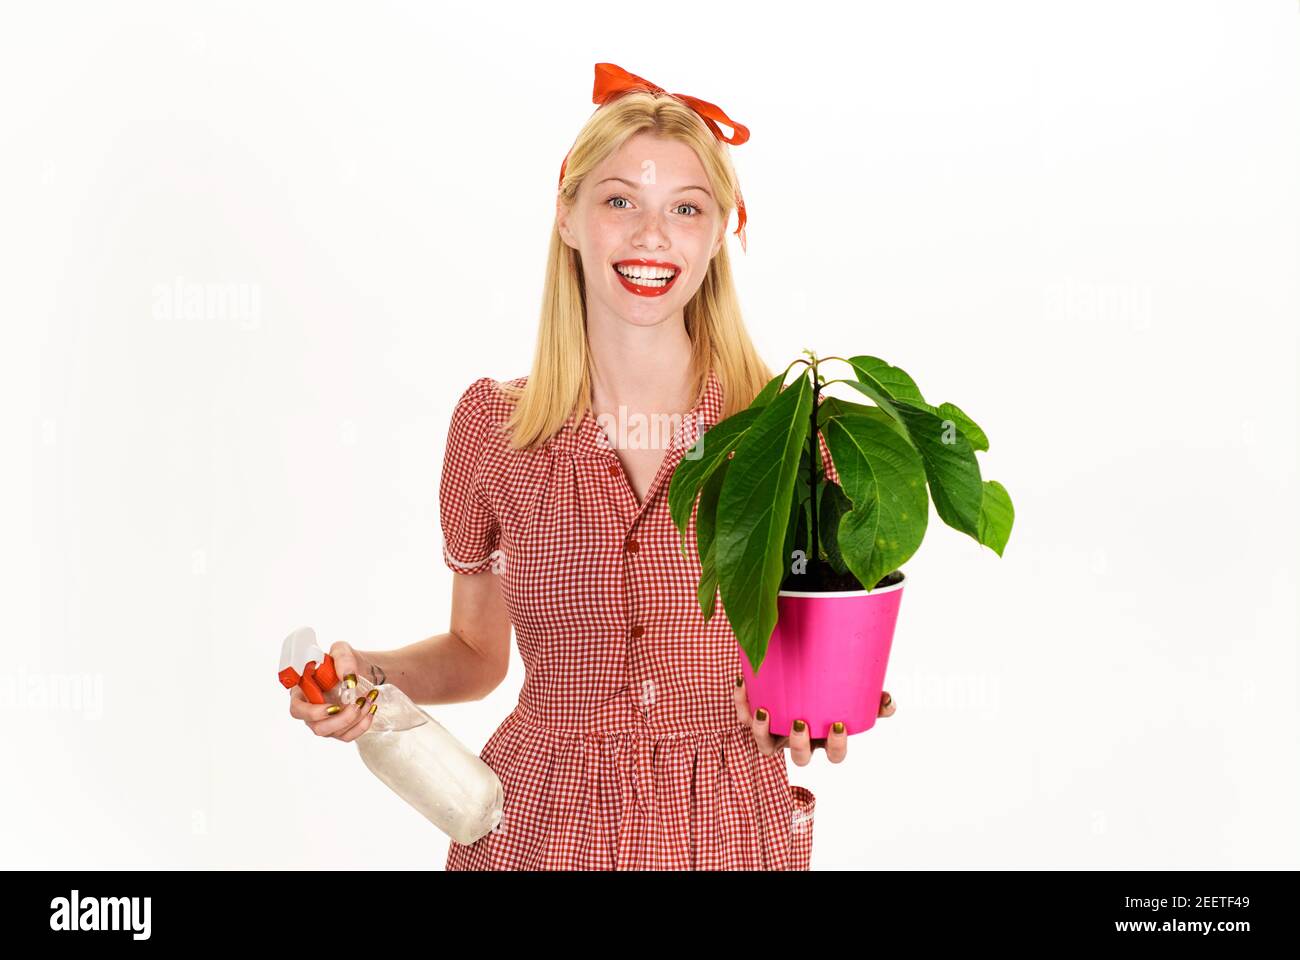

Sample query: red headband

[558,62,750,253]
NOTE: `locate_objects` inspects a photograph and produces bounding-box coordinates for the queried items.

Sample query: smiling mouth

[612,263,680,296]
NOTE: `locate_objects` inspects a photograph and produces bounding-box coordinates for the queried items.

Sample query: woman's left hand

[735,675,895,766]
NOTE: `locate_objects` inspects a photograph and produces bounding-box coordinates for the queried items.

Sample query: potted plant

[668,351,1014,737]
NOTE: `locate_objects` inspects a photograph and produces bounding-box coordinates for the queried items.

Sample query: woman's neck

[585,310,697,417]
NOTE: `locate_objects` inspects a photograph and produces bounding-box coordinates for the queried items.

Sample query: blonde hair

[496,88,774,451]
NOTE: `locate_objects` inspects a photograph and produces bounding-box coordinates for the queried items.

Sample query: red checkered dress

[438,369,828,870]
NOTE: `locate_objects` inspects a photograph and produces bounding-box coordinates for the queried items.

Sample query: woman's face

[557,132,727,326]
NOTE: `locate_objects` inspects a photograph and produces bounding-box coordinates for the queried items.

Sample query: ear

[556,194,576,249]
[710,218,726,259]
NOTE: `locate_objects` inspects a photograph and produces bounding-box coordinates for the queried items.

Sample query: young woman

[289,64,894,870]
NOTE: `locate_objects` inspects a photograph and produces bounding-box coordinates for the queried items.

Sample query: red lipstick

[612,258,680,298]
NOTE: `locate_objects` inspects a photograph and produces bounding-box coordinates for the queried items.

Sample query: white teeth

[615,264,677,281]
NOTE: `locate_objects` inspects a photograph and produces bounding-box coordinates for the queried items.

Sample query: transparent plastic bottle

[338,674,504,844]
[281,627,504,845]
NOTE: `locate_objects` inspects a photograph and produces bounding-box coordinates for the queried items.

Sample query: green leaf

[790,436,813,504]
[781,494,800,585]
[667,407,763,550]
[697,539,719,621]
[934,401,989,452]
[694,456,731,620]
[977,480,1015,556]
[782,441,814,580]
[819,396,908,437]
[716,373,813,674]
[817,480,852,574]
[845,356,989,452]
[889,401,984,538]
[782,492,810,587]
[824,413,930,590]
[847,356,928,405]
[751,370,788,409]
[842,360,984,539]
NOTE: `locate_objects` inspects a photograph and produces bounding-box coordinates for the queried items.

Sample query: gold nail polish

[755,707,767,722]
[369,703,377,715]
[832,721,845,735]
[355,697,366,708]
[882,693,892,708]
[344,673,357,689]
[735,674,744,687]
[325,705,342,715]
[367,688,379,702]
[792,719,806,733]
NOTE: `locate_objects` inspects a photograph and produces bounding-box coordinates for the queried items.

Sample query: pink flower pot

[739,572,906,738]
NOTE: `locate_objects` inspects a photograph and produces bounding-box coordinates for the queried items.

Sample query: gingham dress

[438,368,821,870]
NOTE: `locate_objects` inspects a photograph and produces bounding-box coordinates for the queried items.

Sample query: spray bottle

[278,626,504,845]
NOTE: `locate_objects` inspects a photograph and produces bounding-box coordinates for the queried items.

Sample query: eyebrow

[597,176,714,199]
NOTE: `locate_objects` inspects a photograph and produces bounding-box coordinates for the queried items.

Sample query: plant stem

[809,361,820,568]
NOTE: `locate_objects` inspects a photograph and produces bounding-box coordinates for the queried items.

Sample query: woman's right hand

[286,641,380,743]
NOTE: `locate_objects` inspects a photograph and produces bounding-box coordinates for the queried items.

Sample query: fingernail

[882,692,892,708]
[792,719,806,733]
[369,703,377,715]
[355,696,366,709]
[367,688,379,703]
[832,721,845,735]
[344,673,357,689]
[325,705,342,715]
[755,707,767,722]
[735,674,744,687]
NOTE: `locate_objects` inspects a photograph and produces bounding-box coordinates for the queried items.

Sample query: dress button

[607,464,620,476]
[630,625,645,638]
[626,539,639,554]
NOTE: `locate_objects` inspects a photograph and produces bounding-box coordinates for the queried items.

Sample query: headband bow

[558,62,750,253]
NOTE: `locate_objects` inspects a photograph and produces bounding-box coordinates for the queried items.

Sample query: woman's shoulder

[449,375,528,446]
[455,374,527,413]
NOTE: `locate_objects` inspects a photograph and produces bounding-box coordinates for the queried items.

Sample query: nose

[632,209,669,251]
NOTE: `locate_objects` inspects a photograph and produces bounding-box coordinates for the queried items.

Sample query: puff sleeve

[439,378,502,575]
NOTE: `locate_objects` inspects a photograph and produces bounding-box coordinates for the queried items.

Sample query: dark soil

[780,559,904,593]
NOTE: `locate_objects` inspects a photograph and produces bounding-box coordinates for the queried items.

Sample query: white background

[2,0,1296,869]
